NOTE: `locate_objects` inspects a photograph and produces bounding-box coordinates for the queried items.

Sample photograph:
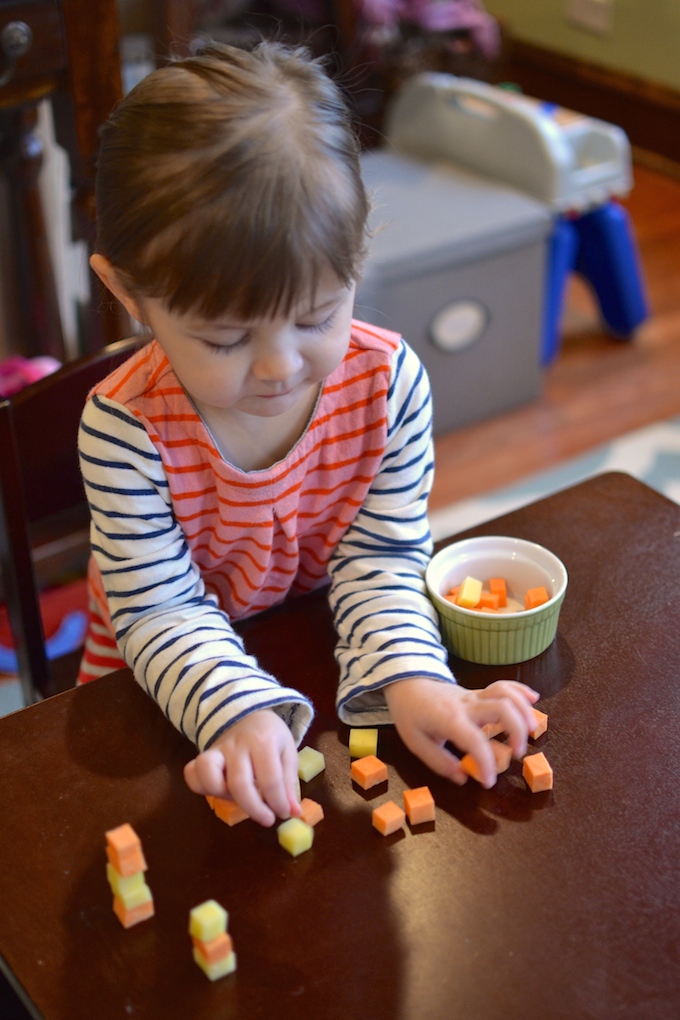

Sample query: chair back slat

[0,336,143,703]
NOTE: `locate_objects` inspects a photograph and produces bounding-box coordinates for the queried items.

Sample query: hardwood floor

[430,159,680,511]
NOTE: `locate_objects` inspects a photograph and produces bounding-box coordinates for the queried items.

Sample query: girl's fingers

[226,756,276,828]
[184,748,229,797]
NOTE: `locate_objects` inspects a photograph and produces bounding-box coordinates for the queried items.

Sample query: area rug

[429,414,680,542]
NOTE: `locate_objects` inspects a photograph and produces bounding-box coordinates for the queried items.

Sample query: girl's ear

[90,254,146,325]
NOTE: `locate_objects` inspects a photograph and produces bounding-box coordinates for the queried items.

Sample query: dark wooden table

[1,472,679,1020]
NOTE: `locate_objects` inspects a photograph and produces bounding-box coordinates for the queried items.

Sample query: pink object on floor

[0,355,61,398]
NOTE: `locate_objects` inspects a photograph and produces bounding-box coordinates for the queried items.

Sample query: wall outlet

[566,0,614,36]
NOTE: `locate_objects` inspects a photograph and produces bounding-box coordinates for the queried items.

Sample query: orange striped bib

[89,320,400,624]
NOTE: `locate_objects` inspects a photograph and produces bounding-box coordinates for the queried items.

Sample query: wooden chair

[0,336,142,706]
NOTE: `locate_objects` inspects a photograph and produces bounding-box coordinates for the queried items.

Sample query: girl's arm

[327,341,537,784]
[78,393,314,756]
[328,339,453,716]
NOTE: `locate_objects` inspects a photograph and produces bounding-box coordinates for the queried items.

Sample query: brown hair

[94,41,369,320]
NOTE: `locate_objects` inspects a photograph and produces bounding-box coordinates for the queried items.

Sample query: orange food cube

[477,591,500,610]
[372,800,406,836]
[490,739,512,773]
[489,578,507,607]
[482,721,505,739]
[213,797,249,826]
[447,585,461,600]
[403,786,435,825]
[525,586,549,610]
[461,739,511,781]
[522,752,553,792]
[192,932,233,966]
[299,798,324,827]
[112,894,154,928]
[351,755,388,790]
[530,708,548,739]
[460,753,483,782]
[105,824,147,877]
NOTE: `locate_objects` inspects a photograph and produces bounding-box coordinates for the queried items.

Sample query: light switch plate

[566,0,614,35]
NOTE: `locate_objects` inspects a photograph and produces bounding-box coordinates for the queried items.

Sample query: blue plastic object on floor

[0,610,87,675]
[574,202,649,337]
[542,199,649,364]
[542,216,579,366]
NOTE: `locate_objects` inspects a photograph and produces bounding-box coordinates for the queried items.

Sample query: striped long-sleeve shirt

[77,319,456,750]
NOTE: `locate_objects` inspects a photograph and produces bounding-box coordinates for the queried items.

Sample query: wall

[484,0,680,92]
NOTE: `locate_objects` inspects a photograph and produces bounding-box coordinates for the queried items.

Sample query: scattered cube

[482,721,505,739]
[403,786,435,825]
[299,798,324,827]
[372,801,405,836]
[277,818,314,857]
[349,727,378,759]
[350,755,388,790]
[189,900,229,943]
[529,708,548,740]
[522,752,553,792]
[212,797,249,827]
[459,753,483,783]
[490,739,512,774]
[298,746,325,782]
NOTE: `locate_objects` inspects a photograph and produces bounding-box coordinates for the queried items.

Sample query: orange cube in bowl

[525,586,549,610]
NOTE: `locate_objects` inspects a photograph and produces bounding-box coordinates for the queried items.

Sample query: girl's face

[137,269,356,420]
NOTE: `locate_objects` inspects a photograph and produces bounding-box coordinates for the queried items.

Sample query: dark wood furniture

[1,472,679,1019]
[0,336,141,705]
[0,0,124,358]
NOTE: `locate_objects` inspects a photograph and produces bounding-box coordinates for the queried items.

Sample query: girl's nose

[252,336,303,383]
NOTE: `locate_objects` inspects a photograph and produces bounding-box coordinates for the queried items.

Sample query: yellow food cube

[277,817,314,857]
[189,900,228,942]
[457,575,483,609]
[349,728,378,758]
[297,746,325,782]
[106,862,146,899]
[192,946,237,981]
[114,880,153,912]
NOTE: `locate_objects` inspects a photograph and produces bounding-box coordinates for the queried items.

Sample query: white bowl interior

[426,536,567,616]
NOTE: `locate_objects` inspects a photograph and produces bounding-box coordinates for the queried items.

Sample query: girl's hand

[384,677,540,789]
[183,709,301,827]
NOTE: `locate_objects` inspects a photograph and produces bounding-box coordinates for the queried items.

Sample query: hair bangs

[135,158,368,321]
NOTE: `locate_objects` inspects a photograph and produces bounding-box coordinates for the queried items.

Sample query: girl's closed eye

[200,335,248,355]
[297,310,337,334]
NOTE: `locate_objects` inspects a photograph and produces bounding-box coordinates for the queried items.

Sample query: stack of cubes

[190,899,237,981]
[105,824,154,928]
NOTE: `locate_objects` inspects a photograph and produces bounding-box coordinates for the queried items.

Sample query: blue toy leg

[574,201,649,338]
[542,215,579,365]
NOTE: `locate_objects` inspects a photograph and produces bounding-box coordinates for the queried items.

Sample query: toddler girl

[79,40,538,826]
